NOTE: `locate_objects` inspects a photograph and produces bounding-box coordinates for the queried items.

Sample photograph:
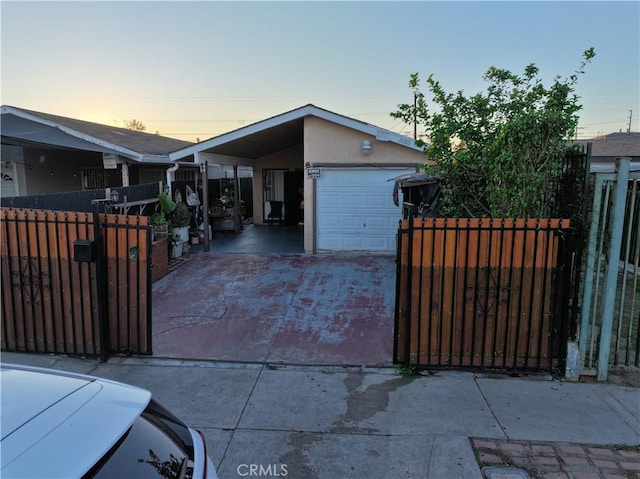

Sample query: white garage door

[316,167,414,251]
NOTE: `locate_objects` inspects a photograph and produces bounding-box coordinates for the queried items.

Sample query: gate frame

[1,206,153,360]
[394,216,579,372]
[579,157,640,380]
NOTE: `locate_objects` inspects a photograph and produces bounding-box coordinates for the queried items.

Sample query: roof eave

[1,106,145,162]
[170,104,424,161]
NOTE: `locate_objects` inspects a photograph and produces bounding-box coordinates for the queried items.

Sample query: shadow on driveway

[152,253,397,366]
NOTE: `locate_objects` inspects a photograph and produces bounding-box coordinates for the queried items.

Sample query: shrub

[168,202,191,228]
[391,48,595,218]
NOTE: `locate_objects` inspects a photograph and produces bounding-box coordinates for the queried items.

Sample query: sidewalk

[2,353,639,479]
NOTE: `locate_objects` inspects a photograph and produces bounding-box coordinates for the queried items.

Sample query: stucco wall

[302,116,424,252]
[303,116,425,165]
[3,145,176,197]
[21,147,102,195]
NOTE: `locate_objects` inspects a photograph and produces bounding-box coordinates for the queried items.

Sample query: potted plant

[149,212,169,241]
[168,202,192,242]
[150,192,176,240]
[209,198,225,217]
[169,233,183,258]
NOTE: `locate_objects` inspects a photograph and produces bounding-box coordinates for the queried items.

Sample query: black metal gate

[394,217,579,372]
[1,208,152,360]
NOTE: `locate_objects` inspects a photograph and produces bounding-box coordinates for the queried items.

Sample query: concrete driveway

[151,252,397,366]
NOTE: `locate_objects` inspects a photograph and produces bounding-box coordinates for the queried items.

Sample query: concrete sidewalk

[3,353,639,479]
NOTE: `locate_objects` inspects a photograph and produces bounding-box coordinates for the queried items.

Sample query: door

[316,167,414,251]
[284,170,303,225]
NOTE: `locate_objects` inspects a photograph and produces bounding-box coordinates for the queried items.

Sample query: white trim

[1,105,144,161]
[197,152,255,167]
[170,104,423,161]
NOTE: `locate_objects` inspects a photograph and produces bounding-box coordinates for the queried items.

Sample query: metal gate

[394,217,578,372]
[1,208,152,359]
[580,157,639,380]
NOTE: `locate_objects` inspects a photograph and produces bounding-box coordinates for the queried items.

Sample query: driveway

[151,252,397,365]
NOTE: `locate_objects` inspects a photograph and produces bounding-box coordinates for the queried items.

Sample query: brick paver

[472,438,640,479]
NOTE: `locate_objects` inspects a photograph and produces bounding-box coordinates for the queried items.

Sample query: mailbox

[74,239,96,263]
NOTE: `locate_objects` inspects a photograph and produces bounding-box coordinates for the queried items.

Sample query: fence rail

[395,217,576,372]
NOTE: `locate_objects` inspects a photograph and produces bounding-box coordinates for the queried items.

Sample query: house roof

[170,104,423,163]
[578,132,640,159]
[1,105,193,163]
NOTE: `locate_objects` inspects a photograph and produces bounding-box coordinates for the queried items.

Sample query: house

[1,105,194,197]
[2,104,426,253]
[577,132,640,172]
[169,104,426,253]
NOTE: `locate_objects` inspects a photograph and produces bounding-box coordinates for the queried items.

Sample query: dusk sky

[2,1,638,143]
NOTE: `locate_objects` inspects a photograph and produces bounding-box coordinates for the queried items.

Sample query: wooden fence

[395,218,576,371]
[1,208,152,358]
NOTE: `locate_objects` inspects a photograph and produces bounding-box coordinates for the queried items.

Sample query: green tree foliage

[391,48,595,218]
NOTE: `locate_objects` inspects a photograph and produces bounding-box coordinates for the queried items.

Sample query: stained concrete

[152,251,397,365]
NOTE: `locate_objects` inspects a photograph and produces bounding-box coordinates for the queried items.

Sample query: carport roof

[170,104,423,162]
[1,105,193,163]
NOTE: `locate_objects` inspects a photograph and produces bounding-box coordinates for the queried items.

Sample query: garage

[316,167,415,251]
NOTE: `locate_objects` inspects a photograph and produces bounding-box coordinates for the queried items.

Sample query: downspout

[165,161,180,196]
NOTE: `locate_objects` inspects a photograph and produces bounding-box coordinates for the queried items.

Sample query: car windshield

[83,400,195,479]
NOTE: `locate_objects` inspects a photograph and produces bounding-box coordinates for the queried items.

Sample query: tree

[123,119,146,131]
[391,48,595,218]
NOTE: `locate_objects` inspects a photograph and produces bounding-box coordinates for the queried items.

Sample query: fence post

[597,157,631,381]
[579,174,604,358]
[404,213,415,365]
[92,202,110,362]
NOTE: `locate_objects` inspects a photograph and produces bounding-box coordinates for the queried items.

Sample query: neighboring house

[2,104,425,253]
[170,104,426,253]
[1,105,194,197]
[577,132,640,172]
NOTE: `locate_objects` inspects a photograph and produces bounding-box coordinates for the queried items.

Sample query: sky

[1,1,639,143]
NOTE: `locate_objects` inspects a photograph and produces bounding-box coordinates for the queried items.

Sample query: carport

[169,104,425,254]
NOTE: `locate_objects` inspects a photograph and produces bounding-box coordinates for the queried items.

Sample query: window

[82,168,108,189]
[175,169,197,182]
[85,400,196,479]
[264,170,284,201]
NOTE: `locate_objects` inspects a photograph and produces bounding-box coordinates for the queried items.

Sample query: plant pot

[170,226,189,243]
[171,241,183,258]
[152,225,168,241]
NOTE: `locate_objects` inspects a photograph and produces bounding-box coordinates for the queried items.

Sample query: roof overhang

[170,104,424,164]
[1,106,144,161]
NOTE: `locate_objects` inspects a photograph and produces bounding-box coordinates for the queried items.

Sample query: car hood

[1,364,151,479]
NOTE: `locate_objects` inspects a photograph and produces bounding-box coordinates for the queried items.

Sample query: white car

[0,363,217,479]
